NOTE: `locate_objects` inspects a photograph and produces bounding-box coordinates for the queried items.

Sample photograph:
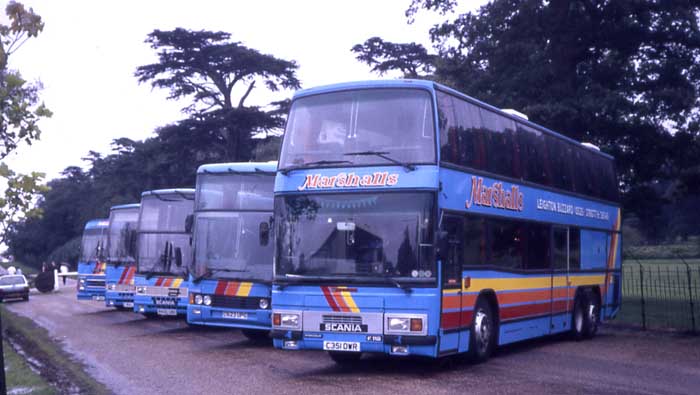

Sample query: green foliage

[352,0,700,242]
[46,236,81,268]
[0,2,50,252]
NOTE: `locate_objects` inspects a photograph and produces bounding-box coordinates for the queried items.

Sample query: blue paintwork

[186,280,272,330]
[104,204,140,309]
[187,163,276,331]
[198,161,277,175]
[132,275,191,316]
[77,218,109,301]
[141,188,195,198]
[272,80,622,359]
[271,284,441,358]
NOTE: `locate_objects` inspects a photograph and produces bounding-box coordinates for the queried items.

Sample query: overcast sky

[3,0,485,180]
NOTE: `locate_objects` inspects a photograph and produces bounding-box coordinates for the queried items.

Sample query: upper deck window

[279,88,436,170]
[196,174,274,211]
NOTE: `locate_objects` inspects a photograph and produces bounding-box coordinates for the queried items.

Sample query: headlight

[79,278,86,284]
[280,313,299,328]
[385,315,426,334]
[259,298,269,309]
[388,317,410,331]
[107,284,116,291]
[194,294,203,305]
[136,286,146,294]
[203,295,212,306]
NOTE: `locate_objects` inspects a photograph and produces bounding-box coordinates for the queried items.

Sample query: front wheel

[468,297,496,363]
[328,351,362,366]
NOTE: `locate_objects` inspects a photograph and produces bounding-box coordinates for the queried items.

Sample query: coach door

[552,226,571,333]
[439,215,465,355]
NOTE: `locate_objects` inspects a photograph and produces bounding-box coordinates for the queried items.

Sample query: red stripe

[501,302,553,321]
[321,286,340,312]
[117,266,129,284]
[127,266,136,283]
[214,280,227,295]
[155,277,164,286]
[332,291,350,312]
[440,311,461,329]
[225,282,240,296]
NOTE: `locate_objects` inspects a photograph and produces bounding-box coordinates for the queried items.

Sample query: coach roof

[197,161,277,175]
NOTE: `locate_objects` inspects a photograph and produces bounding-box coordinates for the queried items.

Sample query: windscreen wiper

[192,269,212,283]
[280,160,353,175]
[343,151,416,172]
[383,276,413,294]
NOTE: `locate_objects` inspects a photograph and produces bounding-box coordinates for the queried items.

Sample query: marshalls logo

[298,172,399,191]
[466,176,524,212]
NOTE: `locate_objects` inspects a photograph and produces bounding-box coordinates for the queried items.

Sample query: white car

[0,274,30,302]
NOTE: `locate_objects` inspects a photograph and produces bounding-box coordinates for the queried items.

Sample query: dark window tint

[463,216,488,266]
[523,223,550,270]
[442,216,464,287]
[570,228,581,270]
[490,219,522,269]
[483,109,518,178]
[436,92,619,203]
[553,227,568,270]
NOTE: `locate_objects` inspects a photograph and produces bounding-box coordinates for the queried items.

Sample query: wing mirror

[185,214,194,234]
[259,222,270,246]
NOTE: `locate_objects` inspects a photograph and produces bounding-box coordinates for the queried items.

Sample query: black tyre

[571,290,598,340]
[583,291,600,339]
[241,329,270,342]
[142,312,158,319]
[23,293,29,301]
[468,297,496,363]
[328,351,362,365]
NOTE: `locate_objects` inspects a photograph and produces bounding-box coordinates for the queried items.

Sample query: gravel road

[6,279,700,395]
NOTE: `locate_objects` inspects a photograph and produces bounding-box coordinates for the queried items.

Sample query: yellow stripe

[172,278,183,287]
[341,291,360,313]
[468,274,605,292]
[237,282,253,297]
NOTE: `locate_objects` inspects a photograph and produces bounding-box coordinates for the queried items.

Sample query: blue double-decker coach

[104,203,140,309]
[187,162,275,340]
[271,80,621,364]
[77,218,109,300]
[133,189,195,317]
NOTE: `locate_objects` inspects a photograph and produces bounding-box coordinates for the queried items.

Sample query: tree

[0,1,51,251]
[135,28,301,161]
[352,0,700,241]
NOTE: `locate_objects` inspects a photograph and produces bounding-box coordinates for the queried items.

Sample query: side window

[523,223,550,270]
[490,218,522,270]
[437,91,457,165]
[441,216,463,287]
[552,227,568,270]
[517,124,551,186]
[570,228,581,270]
[463,216,488,267]
[483,109,517,178]
[454,99,485,170]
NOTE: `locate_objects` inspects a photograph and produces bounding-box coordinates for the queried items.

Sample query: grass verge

[3,339,57,395]
[1,305,111,394]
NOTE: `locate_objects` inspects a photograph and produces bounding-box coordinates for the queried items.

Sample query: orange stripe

[442,295,461,310]
[225,282,240,296]
[332,291,350,312]
[163,278,174,287]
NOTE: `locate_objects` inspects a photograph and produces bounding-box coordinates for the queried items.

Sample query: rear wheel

[468,297,496,363]
[328,351,362,366]
[142,312,158,319]
[241,329,269,342]
[572,290,598,340]
[23,293,29,301]
[583,291,600,339]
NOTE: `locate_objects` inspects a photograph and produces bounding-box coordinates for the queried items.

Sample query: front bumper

[133,294,188,316]
[186,305,271,330]
[105,290,135,308]
[271,331,437,356]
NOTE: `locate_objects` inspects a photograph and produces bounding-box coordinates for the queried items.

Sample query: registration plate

[123,302,134,308]
[222,311,248,320]
[323,341,360,352]
[156,308,177,316]
[92,295,105,301]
